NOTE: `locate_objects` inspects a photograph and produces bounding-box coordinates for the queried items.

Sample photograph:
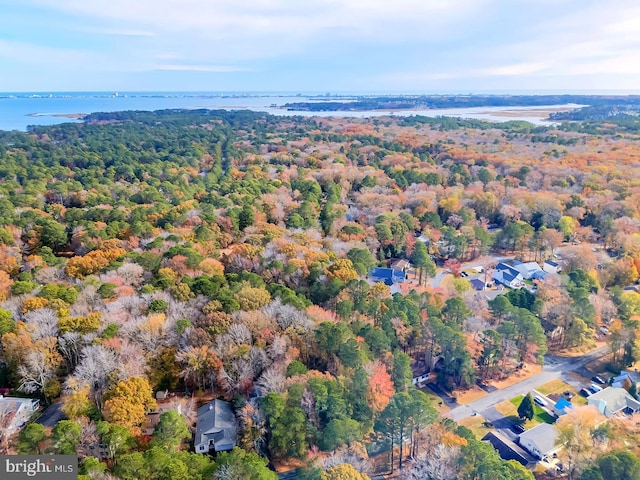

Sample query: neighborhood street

[445,345,610,422]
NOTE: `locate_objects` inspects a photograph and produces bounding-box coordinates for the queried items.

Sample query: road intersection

[445,345,610,423]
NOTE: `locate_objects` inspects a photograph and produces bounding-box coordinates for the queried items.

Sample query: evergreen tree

[518,393,535,421]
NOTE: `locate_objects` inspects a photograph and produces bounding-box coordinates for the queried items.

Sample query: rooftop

[518,423,558,456]
[588,387,640,416]
[195,399,237,452]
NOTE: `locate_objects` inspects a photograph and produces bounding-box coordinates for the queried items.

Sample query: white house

[0,395,40,437]
[194,400,237,454]
[493,263,524,289]
[512,261,546,280]
[543,260,561,274]
[518,423,560,461]
[588,387,640,417]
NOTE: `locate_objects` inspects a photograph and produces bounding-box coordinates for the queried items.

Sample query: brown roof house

[194,400,237,454]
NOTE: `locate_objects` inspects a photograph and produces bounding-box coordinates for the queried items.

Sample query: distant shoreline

[26,112,87,119]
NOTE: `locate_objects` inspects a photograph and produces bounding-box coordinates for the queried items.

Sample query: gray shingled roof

[194,400,237,452]
[518,423,558,457]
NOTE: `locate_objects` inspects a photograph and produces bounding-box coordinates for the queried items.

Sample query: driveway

[35,402,66,427]
[446,345,610,422]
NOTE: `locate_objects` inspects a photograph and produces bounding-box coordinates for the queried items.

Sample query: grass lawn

[458,415,493,440]
[536,379,569,395]
[454,386,488,405]
[535,380,587,406]
[495,395,556,429]
[420,388,450,415]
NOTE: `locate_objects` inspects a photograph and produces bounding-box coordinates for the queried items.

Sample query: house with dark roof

[470,278,486,291]
[518,423,560,461]
[194,400,237,454]
[543,260,561,274]
[493,263,524,289]
[482,431,536,469]
[588,387,640,417]
[369,267,406,286]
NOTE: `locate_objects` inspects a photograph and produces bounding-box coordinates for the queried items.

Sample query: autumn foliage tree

[366,364,395,413]
[103,377,157,434]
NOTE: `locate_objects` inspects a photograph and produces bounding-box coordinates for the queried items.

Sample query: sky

[1,0,640,93]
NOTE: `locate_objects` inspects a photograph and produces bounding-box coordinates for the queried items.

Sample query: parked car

[592,376,606,384]
[512,423,526,434]
[579,388,592,397]
[589,384,602,394]
[534,395,547,407]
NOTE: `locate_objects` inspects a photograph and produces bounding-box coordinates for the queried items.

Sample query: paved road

[446,345,610,422]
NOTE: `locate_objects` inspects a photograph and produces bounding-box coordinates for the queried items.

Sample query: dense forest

[2,108,640,479]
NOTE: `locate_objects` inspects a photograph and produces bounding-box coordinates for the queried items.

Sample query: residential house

[612,370,640,389]
[194,400,237,454]
[143,402,184,436]
[369,267,406,286]
[389,259,411,272]
[470,278,486,291]
[417,234,430,244]
[553,397,573,416]
[0,395,40,437]
[482,431,536,469]
[588,387,640,417]
[512,261,546,281]
[518,423,560,461]
[543,260,561,274]
[493,263,524,289]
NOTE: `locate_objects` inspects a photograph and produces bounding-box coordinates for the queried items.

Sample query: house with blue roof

[470,278,486,291]
[553,397,573,416]
[369,267,406,286]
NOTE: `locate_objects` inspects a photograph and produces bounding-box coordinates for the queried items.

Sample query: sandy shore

[27,112,87,119]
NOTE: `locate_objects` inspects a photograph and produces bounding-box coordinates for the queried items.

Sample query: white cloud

[8,0,640,90]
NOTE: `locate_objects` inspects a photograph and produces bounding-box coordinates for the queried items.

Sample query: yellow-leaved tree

[103,377,157,434]
[322,464,370,480]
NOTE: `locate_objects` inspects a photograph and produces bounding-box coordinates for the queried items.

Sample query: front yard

[495,395,556,429]
[536,379,587,406]
[458,414,493,439]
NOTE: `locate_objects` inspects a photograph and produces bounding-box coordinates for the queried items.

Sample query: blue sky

[2,0,640,92]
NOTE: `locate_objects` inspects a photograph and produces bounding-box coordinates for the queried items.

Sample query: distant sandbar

[27,113,87,119]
